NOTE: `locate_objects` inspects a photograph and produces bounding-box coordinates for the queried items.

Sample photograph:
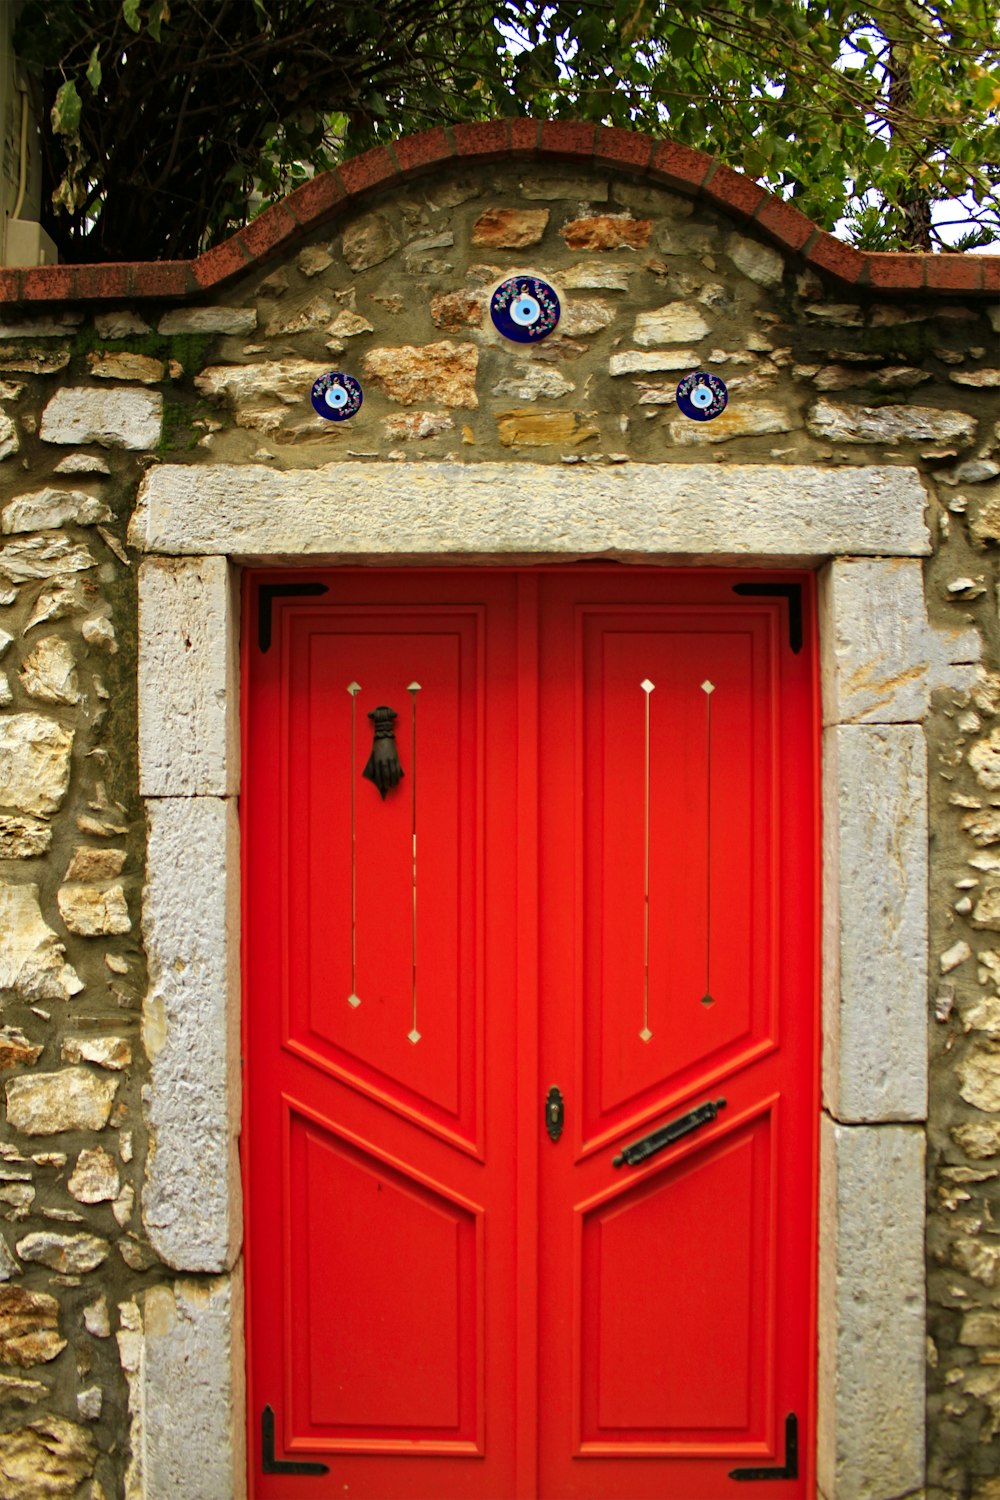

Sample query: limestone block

[951,368,1000,387]
[633,304,711,345]
[361,341,478,408]
[61,1036,131,1071]
[65,846,125,881]
[560,214,651,250]
[5,1069,117,1134]
[158,307,256,336]
[562,261,634,291]
[0,1416,95,1496]
[139,556,238,798]
[0,534,94,584]
[0,1028,42,1069]
[68,1148,119,1203]
[0,1287,65,1367]
[957,1043,1000,1112]
[820,558,980,724]
[15,1231,109,1273]
[0,716,74,816]
[609,349,699,376]
[666,402,798,445]
[83,1298,110,1338]
[559,298,615,337]
[121,1272,246,1500]
[340,213,399,272]
[1,487,111,534]
[57,883,131,936]
[0,1237,19,1282]
[817,1119,925,1500]
[264,293,334,337]
[492,366,575,401]
[727,232,785,286]
[129,461,931,562]
[430,289,484,332]
[0,815,52,859]
[195,358,325,410]
[471,207,549,247]
[383,412,454,442]
[39,387,162,449]
[0,884,83,1002]
[296,245,332,277]
[86,351,165,384]
[142,797,242,1271]
[822,725,927,1122]
[0,347,69,376]
[0,412,18,460]
[94,311,150,339]
[19,636,80,706]
[496,409,599,448]
[807,398,976,446]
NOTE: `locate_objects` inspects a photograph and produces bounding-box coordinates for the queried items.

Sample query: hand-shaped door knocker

[363,705,404,799]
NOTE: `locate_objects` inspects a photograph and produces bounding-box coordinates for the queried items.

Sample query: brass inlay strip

[640,679,654,1043]
[701,680,715,1008]
[347,682,362,1008]
[407,682,422,1044]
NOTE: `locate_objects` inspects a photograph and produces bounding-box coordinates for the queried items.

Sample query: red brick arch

[2,119,997,305]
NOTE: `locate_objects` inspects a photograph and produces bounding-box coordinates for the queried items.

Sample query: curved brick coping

[1,120,996,306]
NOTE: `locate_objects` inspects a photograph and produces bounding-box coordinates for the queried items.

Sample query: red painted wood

[243,567,819,1499]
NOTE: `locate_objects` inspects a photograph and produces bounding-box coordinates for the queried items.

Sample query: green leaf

[85,44,101,92]
[50,77,81,137]
[148,0,170,42]
[122,0,141,33]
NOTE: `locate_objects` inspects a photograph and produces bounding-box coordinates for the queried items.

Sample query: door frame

[131,459,959,1500]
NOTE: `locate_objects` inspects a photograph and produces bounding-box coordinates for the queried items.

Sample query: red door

[243,568,818,1499]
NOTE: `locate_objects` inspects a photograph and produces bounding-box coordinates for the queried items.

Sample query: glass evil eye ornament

[676,370,728,422]
[311,372,363,421]
[490,276,560,343]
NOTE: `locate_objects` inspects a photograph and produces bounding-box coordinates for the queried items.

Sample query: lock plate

[545,1085,564,1143]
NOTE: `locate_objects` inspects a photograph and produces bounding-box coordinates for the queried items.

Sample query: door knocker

[363,705,404,798]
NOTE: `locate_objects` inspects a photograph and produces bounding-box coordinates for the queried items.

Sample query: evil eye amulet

[675,371,728,422]
[490,276,560,343]
[311,372,363,421]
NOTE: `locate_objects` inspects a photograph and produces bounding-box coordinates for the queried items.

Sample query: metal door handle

[612,1097,726,1168]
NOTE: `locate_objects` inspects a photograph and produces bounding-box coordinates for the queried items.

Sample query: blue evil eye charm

[311,372,363,421]
[490,276,560,343]
[675,371,728,421]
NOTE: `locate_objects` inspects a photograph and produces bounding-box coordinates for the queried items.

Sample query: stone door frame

[129,458,956,1500]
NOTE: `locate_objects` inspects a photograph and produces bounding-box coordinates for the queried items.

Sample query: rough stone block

[138,557,239,798]
[129,462,932,562]
[820,557,980,724]
[817,1118,925,1499]
[822,725,927,1122]
[39,387,162,449]
[142,797,241,1272]
[122,1271,245,1500]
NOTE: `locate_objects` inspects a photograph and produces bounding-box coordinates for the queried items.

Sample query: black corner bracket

[257,582,329,653]
[729,1412,799,1481]
[732,583,803,654]
[261,1404,330,1476]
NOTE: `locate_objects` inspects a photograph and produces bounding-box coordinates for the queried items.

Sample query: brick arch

[2,118,997,306]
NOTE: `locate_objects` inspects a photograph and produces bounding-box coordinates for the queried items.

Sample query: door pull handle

[612,1097,726,1168]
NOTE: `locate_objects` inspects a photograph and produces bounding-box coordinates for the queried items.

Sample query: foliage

[13,0,1000,260]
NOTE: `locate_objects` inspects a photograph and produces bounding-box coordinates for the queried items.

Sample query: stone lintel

[128,461,931,561]
[822,724,927,1122]
[142,797,242,1272]
[138,557,240,797]
[817,1118,925,1500]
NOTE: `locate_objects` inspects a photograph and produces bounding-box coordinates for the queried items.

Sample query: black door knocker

[363,706,404,799]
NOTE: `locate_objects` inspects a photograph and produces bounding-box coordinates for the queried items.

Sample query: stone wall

[0,125,997,1497]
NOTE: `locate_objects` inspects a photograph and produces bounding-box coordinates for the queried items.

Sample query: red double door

[243,568,819,1499]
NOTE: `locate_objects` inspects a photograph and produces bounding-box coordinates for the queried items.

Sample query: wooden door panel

[580,608,777,1146]
[285,607,483,1149]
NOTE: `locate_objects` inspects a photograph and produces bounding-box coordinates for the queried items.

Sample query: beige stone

[56,883,131,937]
[0,412,17,460]
[1,487,111,535]
[60,1037,132,1071]
[667,403,798,445]
[0,1029,42,1070]
[496,409,599,448]
[726,232,785,287]
[970,728,1000,789]
[0,885,82,1002]
[86,351,165,384]
[67,1149,120,1207]
[559,298,615,337]
[951,368,1000,387]
[383,412,454,441]
[634,304,711,346]
[39,387,162,449]
[5,1069,117,1135]
[609,349,699,377]
[158,306,256,336]
[83,1297,110,1338]
[957,1044,1000,1111]
[430,289,483,332]
[64,846,126,881]
[960,1310,1000,1346]
[0,347,69,376]
[963,808,1000,845]
[325,309,373,343]
[0,1287,65,1366]
[561,261,634,291]
[296,245,333,277]
[194,359,322,411]
[80,613,116,653]
[25,578,96,633]
[560,214,651,250]
[808,398,977,445]
[265,293,334,336]
[15,1231,109,1273]
[0,1374,47,1403]
[953,1119,1000,1158]
[341,212,400,272]
[492,365,575,401]
[471,207,549,247]
[972,880,1000,930]
[952,1236,1000,1287]
[0,1236,19,1282]
[0,815,52,859]
[94,311,150,339]
[0,716,74,816]
[0,535,95,585]
[0,1416,96,1496]
[362,341,478,408]
[19,637,80,706]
